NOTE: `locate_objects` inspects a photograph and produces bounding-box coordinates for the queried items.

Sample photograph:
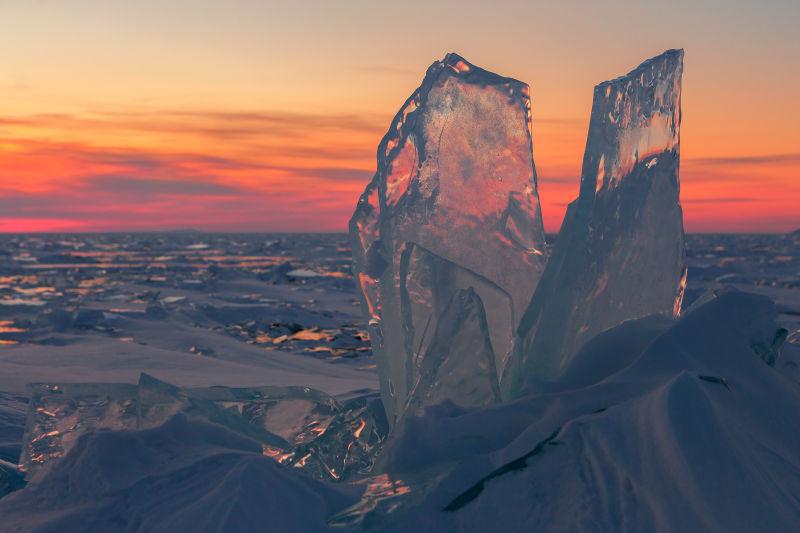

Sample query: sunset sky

[1,0,798,233]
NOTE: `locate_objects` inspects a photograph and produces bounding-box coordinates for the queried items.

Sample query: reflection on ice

[21,383,140,481]
[327,473,412,528]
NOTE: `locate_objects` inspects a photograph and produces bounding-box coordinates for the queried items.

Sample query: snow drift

[357,290,799,531]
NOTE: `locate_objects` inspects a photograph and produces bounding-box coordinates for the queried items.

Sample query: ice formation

[21,382,141,481]
[6,49,800,532]
[350,53,547,424]
[20,374,387,484]
[503,49,686,394]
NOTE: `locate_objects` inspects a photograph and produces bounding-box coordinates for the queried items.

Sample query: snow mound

[1,292,796,531]
[355,290,800,531]
[0,414,360,532]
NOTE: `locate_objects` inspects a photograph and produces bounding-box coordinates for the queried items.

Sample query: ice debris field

[1,50,799,532]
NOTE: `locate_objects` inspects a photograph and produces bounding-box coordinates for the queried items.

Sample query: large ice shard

[350,53,548,424]
[503,50,686,395]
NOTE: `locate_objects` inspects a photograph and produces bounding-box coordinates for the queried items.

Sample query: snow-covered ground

[0,233,378,395]
[0,232,797,531]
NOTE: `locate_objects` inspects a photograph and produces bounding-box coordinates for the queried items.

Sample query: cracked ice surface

[350,53,547,424]
[503,49,686,394]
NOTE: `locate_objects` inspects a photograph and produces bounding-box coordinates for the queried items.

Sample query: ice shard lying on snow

[503,49,686,395]
[19,375,388,483]
[350,53,548,424]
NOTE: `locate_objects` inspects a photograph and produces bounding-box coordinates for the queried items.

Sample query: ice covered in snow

[350,53,547,424]
[349,290,798,530]
[5,288,798,531]
[21,382,141,482]
[1,414,361,532]
[503,49,687,395]
[19,374,387,485]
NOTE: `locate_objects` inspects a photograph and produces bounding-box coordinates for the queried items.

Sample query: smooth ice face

[503,50,686,394]
[404,288,500,416]
[350,53,547,424]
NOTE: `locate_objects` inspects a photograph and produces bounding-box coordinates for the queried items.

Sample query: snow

[0,414,361,532]
[361,291,800,531]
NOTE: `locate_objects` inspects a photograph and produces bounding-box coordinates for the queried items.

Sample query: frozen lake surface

[0,231,797,530]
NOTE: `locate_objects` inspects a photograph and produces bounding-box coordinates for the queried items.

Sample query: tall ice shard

[350,53,547,424]
[503,50,686,395]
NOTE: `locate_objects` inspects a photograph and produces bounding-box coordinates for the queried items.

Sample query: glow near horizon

[0,0,798,233]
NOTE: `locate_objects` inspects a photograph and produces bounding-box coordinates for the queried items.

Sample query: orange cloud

[0,106,797,233]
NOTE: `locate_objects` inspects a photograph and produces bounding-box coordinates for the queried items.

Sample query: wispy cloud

[1,108,387,140]
[85,175,243,197]
[684,153,800,166]
[681,197,765,204]
[1,104,797,232]
[538,174,579,184]
[0,105,382,231]
[355,65,419,76]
